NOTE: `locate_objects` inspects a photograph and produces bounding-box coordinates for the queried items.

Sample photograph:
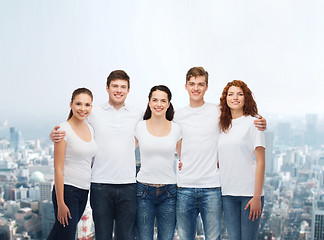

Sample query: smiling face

[148,90,170,118]
[106,79,129,108]
[185,76,208,106]
[226,86,245,114]
[70,93,93,121]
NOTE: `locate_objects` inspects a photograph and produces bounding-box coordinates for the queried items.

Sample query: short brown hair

[186,67,209,85]
[106,70,130,89]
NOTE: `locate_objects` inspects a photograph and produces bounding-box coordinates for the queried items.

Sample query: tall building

[9,127,19,152]
[265,131,274,174]
[311,200,324,240]
[41,200,55,239]
[0,219,16,240]
[277,122,291,146]
[15,207,41,237]
[4,201,20,219]
[305,114,318,147]
[285,148,296,164]
[28,186,40,201]
[40,181,53,202]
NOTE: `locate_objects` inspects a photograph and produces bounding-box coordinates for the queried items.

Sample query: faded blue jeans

[136,182,177,240]
[176,187,222,240]
[222,196,264,240]
[90,183,137,240]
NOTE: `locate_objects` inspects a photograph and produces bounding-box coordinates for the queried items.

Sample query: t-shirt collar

[102,101,129,111]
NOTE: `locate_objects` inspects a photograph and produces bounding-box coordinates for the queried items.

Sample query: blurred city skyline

[1,110,324,239]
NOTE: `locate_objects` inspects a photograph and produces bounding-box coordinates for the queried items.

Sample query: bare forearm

[54,170,65,205]
[54,141,66,206]
[254,147,265,197]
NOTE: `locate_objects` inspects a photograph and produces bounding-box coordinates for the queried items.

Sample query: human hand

[57,202,71,227]
[254,115,266,131]
[178,158,183,171]
[244,196,262,221]
[50,126,66,143]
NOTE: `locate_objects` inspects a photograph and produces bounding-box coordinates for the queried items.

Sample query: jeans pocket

[137,189,148,198]
[136,183,148,198]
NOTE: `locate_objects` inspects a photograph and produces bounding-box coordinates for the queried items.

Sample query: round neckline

[188,102,207,111]
[145,120,172,138]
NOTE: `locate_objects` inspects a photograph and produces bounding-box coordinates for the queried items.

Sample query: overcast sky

[1,0,323,139]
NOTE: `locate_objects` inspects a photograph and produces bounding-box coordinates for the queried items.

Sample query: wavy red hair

[219,80,258,133]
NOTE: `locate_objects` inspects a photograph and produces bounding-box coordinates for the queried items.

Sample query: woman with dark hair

[218,80,265,240]
[135,85,182,240]
[48,88,97,240]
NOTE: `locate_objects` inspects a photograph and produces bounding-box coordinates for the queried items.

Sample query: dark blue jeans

[47,184,89,240]
[90,183,137,240]
[222,196,264,240]
[136,182,177,240]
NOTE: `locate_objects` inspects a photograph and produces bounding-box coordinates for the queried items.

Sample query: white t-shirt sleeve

[251,123,265,149]
[175,123,182,142]
[59,122,68,142]
[135,121,141,140]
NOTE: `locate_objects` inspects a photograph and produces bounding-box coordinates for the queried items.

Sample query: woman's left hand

[244,196,262,221]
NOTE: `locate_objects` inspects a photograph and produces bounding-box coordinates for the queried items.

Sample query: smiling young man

[88,70,142,240]
[50,70,142,240]
[174,67,266,240]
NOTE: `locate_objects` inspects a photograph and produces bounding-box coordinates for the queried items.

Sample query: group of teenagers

[47,67,267,240]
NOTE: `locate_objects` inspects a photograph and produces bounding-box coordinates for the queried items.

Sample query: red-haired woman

[218,80,265,240]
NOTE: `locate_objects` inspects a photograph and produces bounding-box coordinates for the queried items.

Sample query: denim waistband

[137,181,176,191]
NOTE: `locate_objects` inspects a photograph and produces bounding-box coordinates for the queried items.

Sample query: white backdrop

[1,0,323,138]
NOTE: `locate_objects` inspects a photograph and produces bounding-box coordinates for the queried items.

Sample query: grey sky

[1,1,324,138]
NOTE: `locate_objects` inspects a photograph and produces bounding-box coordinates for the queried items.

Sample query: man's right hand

[49,126,66,143]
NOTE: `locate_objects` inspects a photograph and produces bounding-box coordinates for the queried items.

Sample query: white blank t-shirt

[60,121,97,190]
[174,103,221,188]
[135,120,182,184]
[218,115,265,196]
[87,103,143,184]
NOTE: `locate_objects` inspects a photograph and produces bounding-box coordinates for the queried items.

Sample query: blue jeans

[90,183,137,240]
[47,185,88,240]
[222,196,264,240]
[176,187,222,240]
[136,182,177,240]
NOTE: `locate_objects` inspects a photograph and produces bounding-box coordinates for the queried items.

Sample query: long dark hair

[143,85,174,121]
[67,88,93,120]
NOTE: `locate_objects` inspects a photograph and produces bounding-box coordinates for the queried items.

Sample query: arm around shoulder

[254,115,267,131]
[50,125,66,143]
